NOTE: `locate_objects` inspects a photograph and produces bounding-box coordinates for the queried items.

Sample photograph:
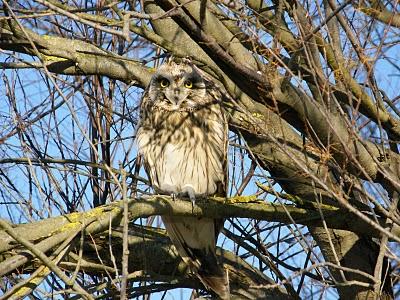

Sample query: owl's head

[147,57,207,112]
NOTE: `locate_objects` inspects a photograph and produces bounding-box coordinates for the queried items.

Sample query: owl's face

[147,59,207,112]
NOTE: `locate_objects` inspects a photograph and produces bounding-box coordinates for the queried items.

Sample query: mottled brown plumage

[136,57,229,299]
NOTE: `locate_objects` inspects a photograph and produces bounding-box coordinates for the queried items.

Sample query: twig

[120,165,129,299]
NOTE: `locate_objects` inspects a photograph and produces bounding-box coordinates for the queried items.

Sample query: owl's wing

[220,98,229,197]
[205,78,229,199]
[192,64,229,198]
[135,88,160,192]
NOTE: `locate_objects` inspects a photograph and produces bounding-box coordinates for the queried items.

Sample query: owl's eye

[184,80,193,89]
[159,78,170,88]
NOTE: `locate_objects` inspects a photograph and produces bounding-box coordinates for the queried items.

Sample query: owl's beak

[166,94,186,107]
[168,96,180,105]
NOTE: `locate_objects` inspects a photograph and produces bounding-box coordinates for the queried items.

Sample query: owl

[136,57,230,299]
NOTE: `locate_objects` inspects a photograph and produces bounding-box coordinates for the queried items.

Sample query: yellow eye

[184,80,193,89]
[159,78,169,88]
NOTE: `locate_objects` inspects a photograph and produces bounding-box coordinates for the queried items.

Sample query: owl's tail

[162,216,230,299]
[196,250,230,299]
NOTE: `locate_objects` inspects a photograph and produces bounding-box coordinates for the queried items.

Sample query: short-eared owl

[136,57,229,299]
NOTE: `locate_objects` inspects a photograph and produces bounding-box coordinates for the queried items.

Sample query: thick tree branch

[358,1,400,28]
[1,195,399,256]
[0,19,151,86]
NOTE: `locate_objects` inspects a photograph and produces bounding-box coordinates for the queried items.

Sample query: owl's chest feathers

[136,108,225,195]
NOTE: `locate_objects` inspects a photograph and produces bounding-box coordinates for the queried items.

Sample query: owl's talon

[191,196,195,212]
[185,188,196,212]
[188,191,196,204]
